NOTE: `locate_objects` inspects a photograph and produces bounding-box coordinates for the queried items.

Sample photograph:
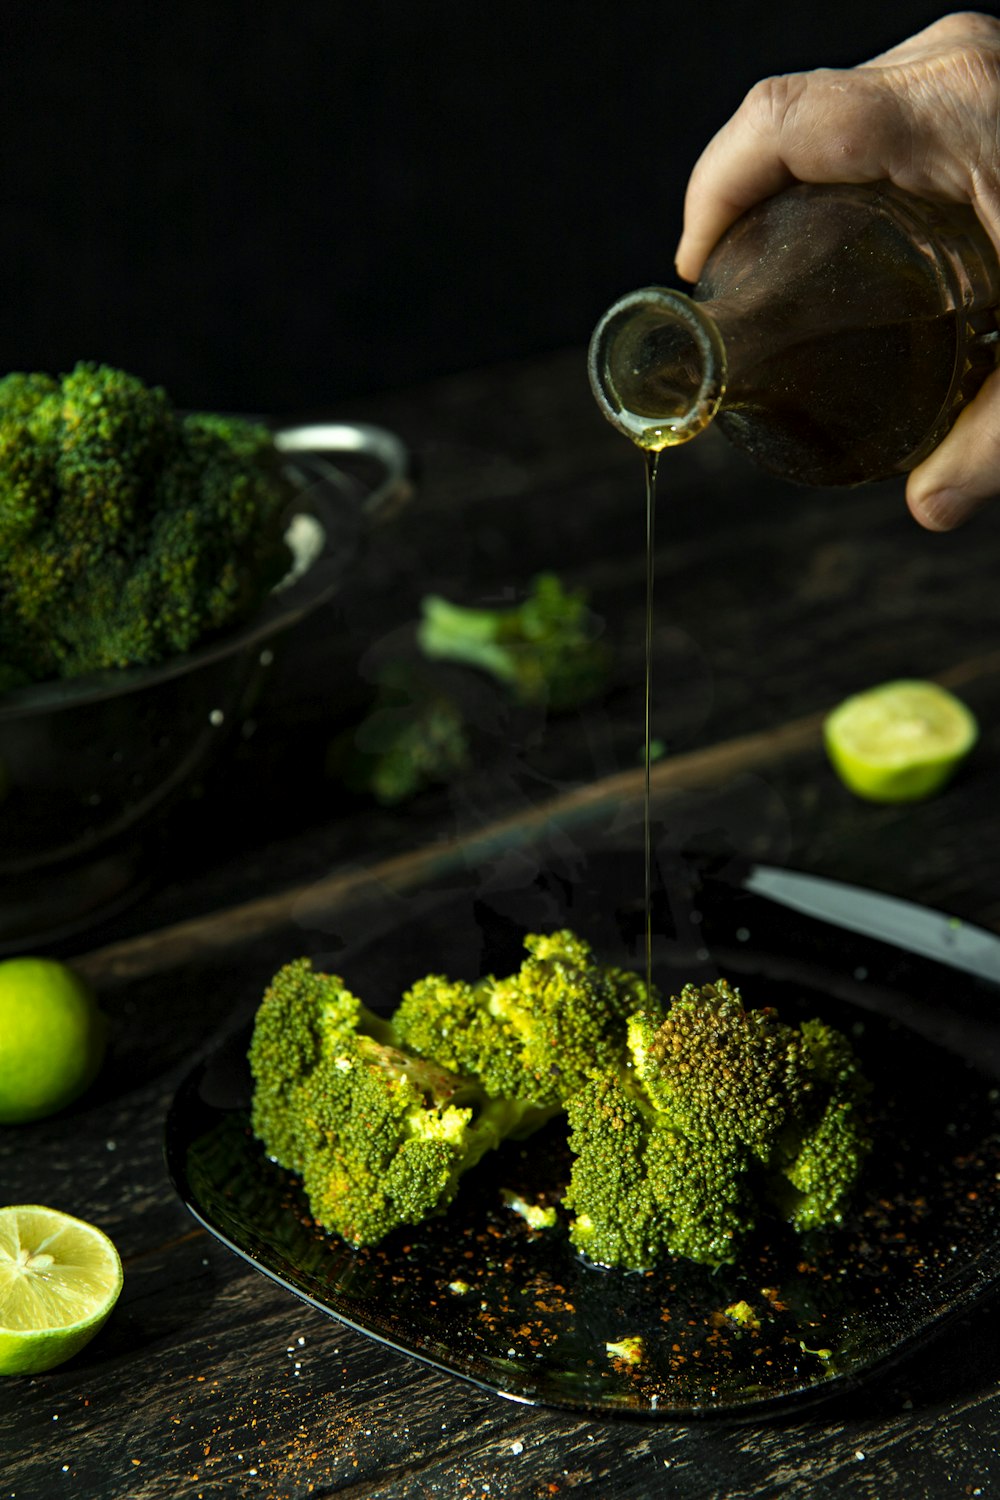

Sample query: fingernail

[909,487,984,531]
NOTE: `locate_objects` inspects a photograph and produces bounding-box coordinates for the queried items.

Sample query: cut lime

[0,1205,122,1374]
[824,679,978,803]
[0,958,107,1124]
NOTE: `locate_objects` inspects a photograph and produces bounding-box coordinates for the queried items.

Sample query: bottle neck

[587,287,728,451]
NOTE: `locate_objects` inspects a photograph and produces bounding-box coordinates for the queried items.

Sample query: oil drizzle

[643,448,659,997]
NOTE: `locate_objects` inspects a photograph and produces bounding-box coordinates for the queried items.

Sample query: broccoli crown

[0,363,293,685]
[393,929,660,1109]
[629,980,811,1162]
[563,1070,757,1271]
[416,572,611,711]
[248,957,537,1248]
[564,979,871,1269]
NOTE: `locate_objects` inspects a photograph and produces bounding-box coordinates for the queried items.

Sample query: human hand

[675,12,1000,528]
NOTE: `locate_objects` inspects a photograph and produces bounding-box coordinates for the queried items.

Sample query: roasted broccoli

[563,979,871,1270]
[417,573,611,711]
[393,929,659,1110]
[0,362,294,686]
[247,957,548,1247]
[249,945,872,1263]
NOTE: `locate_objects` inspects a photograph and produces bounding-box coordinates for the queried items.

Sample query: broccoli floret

[0,371,60,421]
[564,1068,754,1269]
[417,573,611,711]
[335,663,471,805]
[564,979,870,1270]
[393,929,660,1109]
[248,958,545,1248]
[780,1018,873,1232]
[54,362,177,560]
[0,363,294,684]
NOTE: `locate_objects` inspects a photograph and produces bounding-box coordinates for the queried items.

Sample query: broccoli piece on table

[0,362,294,685]
[393,929,660,1110]
[248,957,545,1248]
[335,662,471,805]
[417,572,611,711]
[564,979,871,1270]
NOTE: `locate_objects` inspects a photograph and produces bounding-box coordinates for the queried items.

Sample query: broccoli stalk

[0,362,293,687]
[563,979,871,1270]
[417,573,611,711]
[247,958,547,1248]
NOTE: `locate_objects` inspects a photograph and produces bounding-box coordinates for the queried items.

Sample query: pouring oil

[639,419,704,997]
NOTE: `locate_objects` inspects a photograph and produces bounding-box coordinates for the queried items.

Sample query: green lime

[0,958,107,1124]
[0,1205,122,1374]
[824,679,978,803]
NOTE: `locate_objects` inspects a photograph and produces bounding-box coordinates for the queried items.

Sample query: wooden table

[5,349,1000,1499]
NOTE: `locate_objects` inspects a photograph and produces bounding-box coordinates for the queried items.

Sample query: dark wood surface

[5,349,1000,1499]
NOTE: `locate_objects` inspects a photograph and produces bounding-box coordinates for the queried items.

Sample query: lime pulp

[0,1205,122,1374]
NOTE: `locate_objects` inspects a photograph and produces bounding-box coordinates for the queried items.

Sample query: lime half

[824,679,978,803]
[0,1206,123,1374]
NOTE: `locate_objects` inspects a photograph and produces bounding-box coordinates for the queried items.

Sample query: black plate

[164,851,1000,1418]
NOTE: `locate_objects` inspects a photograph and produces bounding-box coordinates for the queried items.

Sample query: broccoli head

[417,573,611,711]
[393,929,660,1109]
[248,957,545,1248]
[564,979,871,1270]
[0,362,294,686]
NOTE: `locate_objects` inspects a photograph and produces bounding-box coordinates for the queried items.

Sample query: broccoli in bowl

[0,362,296,691]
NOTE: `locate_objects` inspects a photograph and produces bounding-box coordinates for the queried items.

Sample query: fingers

[906,363,1000,530]
[863,11,1000,68]
[675,70,909,282]
[675,12,1000,283]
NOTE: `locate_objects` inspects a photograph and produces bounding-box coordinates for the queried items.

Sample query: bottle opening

[587,287,726,451]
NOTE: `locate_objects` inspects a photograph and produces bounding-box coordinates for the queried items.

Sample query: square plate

[164,849,1000,1418]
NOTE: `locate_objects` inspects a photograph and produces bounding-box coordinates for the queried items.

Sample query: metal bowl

[0,422,410,950]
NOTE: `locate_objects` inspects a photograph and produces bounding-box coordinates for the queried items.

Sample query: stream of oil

[641,429,704,996]
[643,449,658,996]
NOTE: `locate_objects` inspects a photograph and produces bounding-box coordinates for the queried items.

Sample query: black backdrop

[1,1,978,413]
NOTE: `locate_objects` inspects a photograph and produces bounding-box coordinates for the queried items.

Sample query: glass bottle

[588,182,1000,486]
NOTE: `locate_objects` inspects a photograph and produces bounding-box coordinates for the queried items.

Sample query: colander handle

[272,422,412,519]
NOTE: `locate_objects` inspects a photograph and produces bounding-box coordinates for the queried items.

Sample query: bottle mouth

[587,287,726,451]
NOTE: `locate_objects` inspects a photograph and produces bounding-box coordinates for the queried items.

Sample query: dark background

[2,0,983,414]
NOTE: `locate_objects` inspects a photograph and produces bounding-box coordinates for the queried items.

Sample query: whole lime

[0,959,107,1124]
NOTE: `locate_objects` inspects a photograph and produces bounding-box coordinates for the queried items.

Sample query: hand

[675,12,1000,528]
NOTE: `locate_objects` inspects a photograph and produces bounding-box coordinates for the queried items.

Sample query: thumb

[906,363,1000,529]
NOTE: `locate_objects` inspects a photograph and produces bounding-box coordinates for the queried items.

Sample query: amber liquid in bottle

[694,184,1000,485]
[711,306,997,486]
[591,183,1000,487]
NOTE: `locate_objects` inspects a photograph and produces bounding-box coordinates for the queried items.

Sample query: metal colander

[0,422,409,949]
